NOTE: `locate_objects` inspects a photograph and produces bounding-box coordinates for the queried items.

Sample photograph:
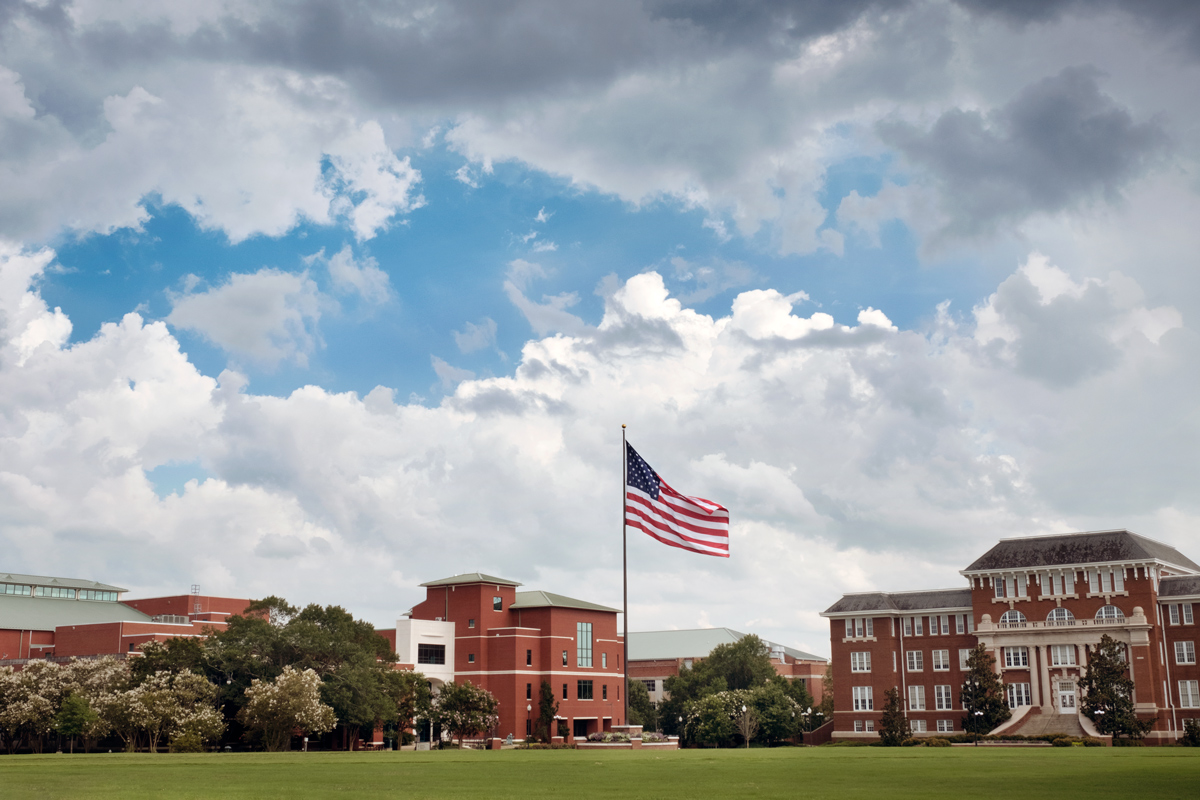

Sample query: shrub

[1180,719,1200,747]
[585,732,630,743]
[1112,737,1144,747]
[900,738,923,747]
[1050,737,1072,747]
[642,732,667,743]
[169,731,205,753]
[821,740,872,747]
[1082,737,1104,747]
[519,742,576,750]
[925,737,951,747]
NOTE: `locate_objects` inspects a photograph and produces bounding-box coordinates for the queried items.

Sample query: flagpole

[621,423,628,728]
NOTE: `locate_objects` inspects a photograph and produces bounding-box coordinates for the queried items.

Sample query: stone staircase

[1009,709,1086,737]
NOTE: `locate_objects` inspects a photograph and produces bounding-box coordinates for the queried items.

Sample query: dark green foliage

[1182,718,1200,747]
[54,693,99,754]
[878,687,910,746]
[660,634,778,737]
[626,678,657,731]
[1080,634,1152,741]
[959,645,1010,734]
[130,638,206,684]
[751,681,803,744]
[925,737,951,747]
[534,680,558,742]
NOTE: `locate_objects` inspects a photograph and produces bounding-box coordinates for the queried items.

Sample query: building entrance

[1057,681,1076,713]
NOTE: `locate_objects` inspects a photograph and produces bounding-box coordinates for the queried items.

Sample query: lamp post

[1094,708,1105,736]
[526,704,532,742]
[742,704,750,749]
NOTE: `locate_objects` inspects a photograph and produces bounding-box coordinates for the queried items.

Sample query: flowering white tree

[238,666,337,751]
[138,672,224,753]
[0,661,66,753]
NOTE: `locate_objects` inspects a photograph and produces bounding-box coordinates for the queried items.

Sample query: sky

[3,1,1200,659]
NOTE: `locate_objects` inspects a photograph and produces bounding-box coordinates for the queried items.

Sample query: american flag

[625,442,729,558]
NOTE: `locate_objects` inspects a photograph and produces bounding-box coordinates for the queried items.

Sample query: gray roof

[420,573,522,588]
[1160,575,1200,599]
[628,628,825,663]
[509,590,619,613]
[1,573,126,592]
[964,530,1200,573]
[822,588,972,615]
[0,595,151,633]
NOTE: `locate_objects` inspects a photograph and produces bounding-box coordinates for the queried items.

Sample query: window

[526,649,533,666]
[1186,604,1195,625]
[852,686,874,711]
[935,685,953,710]
[467,653,475,663]
[577,622,593,667]
[1050,645,1076,666]
[908,685,926,710]
[1096,605,1125,622]
[1181,681,1200,709]
[851,652,871,672]
[903,617,913,636]
[846,617,874,637]
[602,653,607,669]
[563,683,568,699]
[1089,570,1099,593]
[643,679,656,693]
[999,610,1027,627]
[417,644,446,665]
[1170,604,1181,625]
[854,720,864,732]
[562,650,568,667]
[911,720,927,732]
[937,720,954,732]
[577,680,593,700]
[940,615,950,635]
[602,684,608,700]
[1,584,32,596]
[527,683,532,700]
[914,616,923,636]
[78,589,117,601]
[1007,683,1032,708]
[1113,571,1125,592]
[906,651,924,671]
[855,618,864,637]
[994,578,1005,599]
[864,720,874,732]
[468,619,475,628]
[493,596,503,611]
[34,586,76,599]
[1176,641,1196,665]
[1046,607,1075,625]
[967,614,974,633]
[932,650,950,671]
[959,649,972,670]
[956,614,965,634]
[1004,647,1028,668]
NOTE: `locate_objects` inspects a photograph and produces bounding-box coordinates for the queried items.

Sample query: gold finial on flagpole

[621,424,626,428]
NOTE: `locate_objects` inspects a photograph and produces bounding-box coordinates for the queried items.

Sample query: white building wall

[395,617,456,686]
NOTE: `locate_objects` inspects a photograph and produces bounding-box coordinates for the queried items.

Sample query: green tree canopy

[959,644,1010,734]
[626,678,658,731]
[1080,634,1152,740]
[878,687,910,746]
[534,680,558,742]
[434,681,499,747]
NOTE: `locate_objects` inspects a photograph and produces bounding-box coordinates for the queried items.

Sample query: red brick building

[821,530,1200,743]
[382,573,625,742]
[1,572,249,665]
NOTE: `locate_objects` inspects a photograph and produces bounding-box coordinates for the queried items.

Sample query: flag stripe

[625,504,730,549]
[625,440,730,558]
[629,520,730,557]
[626,490,728,536]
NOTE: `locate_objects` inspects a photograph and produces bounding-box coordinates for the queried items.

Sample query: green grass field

[2,747,1198,800]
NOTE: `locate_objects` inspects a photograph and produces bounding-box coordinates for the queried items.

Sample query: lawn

[2,747,1198,800]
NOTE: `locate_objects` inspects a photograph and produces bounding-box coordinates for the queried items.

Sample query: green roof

[509,591,619,613]
[0,573,126,593]
[628,628,825,663]
[420,573,522,588]
[0,595,152,633]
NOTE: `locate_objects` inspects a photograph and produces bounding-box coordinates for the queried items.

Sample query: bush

[926,737,951,747]
[900,738,923,747]
[1112,737,1144,747]
[519,742,576,750]
[642,732,668,743]
[821,740,872,747]
[1050,737,1072,747]
[1180,719,1200,747]
[1082,737,1105,747]
[585,732,630,743]
[169,732,205,753]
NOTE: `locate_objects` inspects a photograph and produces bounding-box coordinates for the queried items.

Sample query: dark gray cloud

[880,66,1169,236]
[647,0,910,44]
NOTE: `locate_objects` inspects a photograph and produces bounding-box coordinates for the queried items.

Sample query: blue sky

[3,1,1200,651]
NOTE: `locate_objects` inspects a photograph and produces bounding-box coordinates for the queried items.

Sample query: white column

[1029,644,1041,709]
[1038,644,1053,712]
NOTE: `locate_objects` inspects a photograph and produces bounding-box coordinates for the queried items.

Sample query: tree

[626,678,658,731]
[238,666,337,751]
[816,661,834,721]
[686,693,738,747]
[382,670,431,743]
[959,644,1010,735]
[533,680,558,742]
[751,680,803,745]
[878,687,910,746]
[434,681,499,747]
[1080,634,1153,741]
[702,635,777,691]
[55,693,99,754]
[138,672,224,753]
[130,638,206,684]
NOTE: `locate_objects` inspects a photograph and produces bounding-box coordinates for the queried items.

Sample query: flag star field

[3,1,1200,656]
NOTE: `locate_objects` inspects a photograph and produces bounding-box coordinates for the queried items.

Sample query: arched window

[999,610,1027,626]
[1047,607,1075,625]
[1095,605,1125,622]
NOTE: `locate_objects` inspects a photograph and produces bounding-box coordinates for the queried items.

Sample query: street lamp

[973,711,983,746]
[526,704,532,742]
[741,704,750,749]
